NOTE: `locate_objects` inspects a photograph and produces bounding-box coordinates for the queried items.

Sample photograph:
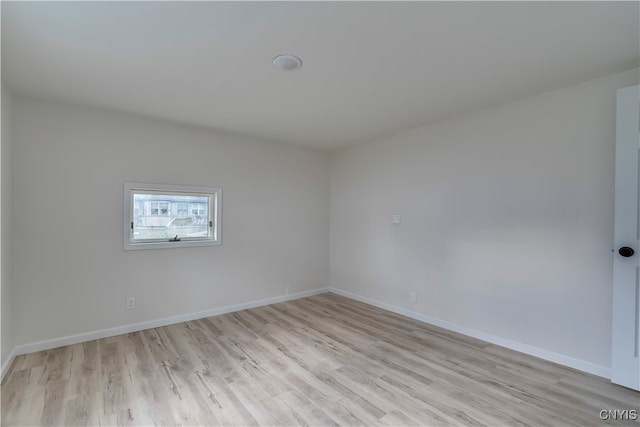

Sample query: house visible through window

[124,183,222,250]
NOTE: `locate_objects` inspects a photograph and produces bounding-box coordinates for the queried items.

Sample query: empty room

[1,1,640,426]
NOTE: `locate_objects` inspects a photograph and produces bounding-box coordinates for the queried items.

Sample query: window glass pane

[132,192,211,242]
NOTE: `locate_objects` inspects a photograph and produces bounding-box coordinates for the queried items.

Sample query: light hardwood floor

[2,293,639,426]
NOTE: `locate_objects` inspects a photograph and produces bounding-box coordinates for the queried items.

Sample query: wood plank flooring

[2,293,639,426]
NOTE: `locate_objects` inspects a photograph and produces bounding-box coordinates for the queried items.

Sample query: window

[177,203,188,217]
[150,201,170,216]
[124,182,222,250]
[191,203,206,216]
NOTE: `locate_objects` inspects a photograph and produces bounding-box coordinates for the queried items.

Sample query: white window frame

[124,182,222,251]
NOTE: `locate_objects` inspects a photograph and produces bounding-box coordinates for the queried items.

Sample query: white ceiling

[2,2,638,150]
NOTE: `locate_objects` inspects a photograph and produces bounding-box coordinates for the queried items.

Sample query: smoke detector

[272,54,303,71]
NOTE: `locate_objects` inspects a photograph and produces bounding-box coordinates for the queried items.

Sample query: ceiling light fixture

[272,54,303,71]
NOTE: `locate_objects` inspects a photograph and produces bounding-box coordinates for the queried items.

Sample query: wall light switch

[392,214,401,224]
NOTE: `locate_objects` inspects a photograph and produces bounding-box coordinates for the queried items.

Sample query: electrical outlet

[126,297,136,310]
[285,286,292,296]
[410,291,417,304]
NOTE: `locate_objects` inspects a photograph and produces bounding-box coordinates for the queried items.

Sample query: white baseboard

[8,286,611,381]
[1,347,16,382]
[329,287,611,379]
[13,287,329,357]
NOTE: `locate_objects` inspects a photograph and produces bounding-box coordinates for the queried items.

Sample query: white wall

[8,67,639,375]
[12,96,329,347]
[330,68,639,370]
[1,83,15,372]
